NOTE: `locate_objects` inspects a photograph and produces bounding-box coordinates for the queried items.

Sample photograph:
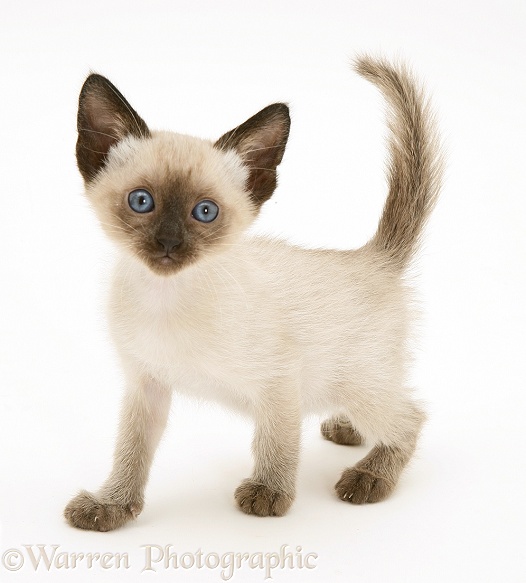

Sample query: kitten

[64,56,442,531]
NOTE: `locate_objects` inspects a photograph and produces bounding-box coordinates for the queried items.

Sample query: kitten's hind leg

[321,415,364,445]
[335,400,425,504]
[336,444,410,503]
[64,371,171,531]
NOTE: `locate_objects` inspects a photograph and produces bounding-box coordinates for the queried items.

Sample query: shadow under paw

[321,416,364,446]
[234,480,293,517]
[64,491,141,532]
[335,467,394,504]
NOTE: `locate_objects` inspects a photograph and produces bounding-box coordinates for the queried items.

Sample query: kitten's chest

[109,264,251,388]
[123,292,218,371]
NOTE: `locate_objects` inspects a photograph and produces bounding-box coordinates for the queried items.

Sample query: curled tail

[355,56,443,269]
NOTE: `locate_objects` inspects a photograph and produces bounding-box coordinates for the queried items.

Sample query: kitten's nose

[156,237,182,253]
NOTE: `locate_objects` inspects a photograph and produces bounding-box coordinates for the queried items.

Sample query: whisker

[201,230,249,243]
[214,262,250,312]
[115,215,143,236]
[197,270,223,323]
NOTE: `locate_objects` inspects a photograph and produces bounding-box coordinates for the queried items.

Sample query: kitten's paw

[234,480,293,517]
[321,416,364,446]
[64,491,142,532]
[335,468,394,504]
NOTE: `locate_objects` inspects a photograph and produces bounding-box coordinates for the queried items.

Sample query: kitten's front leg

[64,372,171,532]
[235,383,301,517]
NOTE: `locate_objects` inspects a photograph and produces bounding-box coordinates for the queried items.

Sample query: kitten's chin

[139,255,188,277]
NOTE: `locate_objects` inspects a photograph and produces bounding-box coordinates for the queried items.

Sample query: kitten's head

[76,74,290,276]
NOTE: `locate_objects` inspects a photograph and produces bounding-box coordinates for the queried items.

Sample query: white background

[1,1,525,582]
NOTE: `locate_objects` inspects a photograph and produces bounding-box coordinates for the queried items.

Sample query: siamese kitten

[64,56,442,531]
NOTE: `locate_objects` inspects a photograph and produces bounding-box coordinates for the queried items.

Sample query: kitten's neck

[115,246,244,312]
[117,251,195,304]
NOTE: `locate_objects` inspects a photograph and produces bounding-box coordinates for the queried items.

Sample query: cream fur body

[64,56,442,531]
[110,234,410,446]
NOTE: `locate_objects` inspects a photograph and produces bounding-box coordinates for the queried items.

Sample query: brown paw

[321,416,364,445]
[64,491,142,532]
[234,480,293,517]
[335,468,394,504]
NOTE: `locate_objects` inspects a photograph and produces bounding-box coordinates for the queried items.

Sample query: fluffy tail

[355,56,443,269]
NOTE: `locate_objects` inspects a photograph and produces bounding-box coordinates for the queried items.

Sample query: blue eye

[128,189,154,213]
[192,200,219,223]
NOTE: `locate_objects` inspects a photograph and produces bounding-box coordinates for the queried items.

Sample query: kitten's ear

[214,104,290,207]
[76,74,150,182]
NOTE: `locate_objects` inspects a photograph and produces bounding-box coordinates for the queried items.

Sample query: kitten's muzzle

[156,237,182,254]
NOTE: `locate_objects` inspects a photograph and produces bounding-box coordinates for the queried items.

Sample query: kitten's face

[87,132,252,275]
[76,74,290,277]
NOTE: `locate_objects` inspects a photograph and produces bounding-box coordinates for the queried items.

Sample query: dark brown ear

[76,74,150,182]
[214,104,290,207]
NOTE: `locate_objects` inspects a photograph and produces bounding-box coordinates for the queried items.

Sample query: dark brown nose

[156,238,182,253]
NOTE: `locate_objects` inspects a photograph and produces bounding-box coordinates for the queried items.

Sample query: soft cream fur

[65,56,442,531]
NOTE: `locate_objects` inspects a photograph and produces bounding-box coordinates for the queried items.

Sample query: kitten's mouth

[145,247,197,276]
[146,252,183,276]
[151,249,177,264]
[158,255,175,265]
